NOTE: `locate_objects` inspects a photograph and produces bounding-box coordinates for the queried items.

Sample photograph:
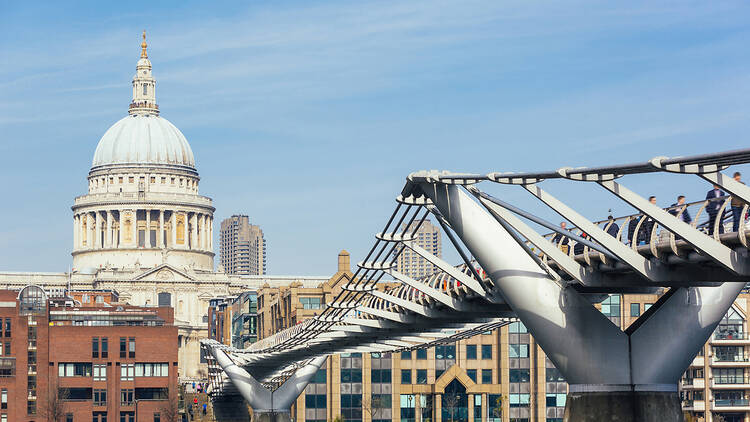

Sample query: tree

[43,384,69,422]
[442,392,461,422]
[491,394,506,420]
[159,387,182,422]
[362,395,385,421]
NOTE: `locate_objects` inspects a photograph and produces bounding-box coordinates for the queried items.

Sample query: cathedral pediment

[132,264,195,282]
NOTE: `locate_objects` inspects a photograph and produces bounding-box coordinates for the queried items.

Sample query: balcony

[712,355,750,365]
[712,377,750,388]
[681,400,706,411]
[714,399,750,410]
[714,332,749,341]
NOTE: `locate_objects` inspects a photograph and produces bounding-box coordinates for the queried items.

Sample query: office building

[0,285,178,422]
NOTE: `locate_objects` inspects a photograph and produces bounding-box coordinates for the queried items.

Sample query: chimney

[338,250,350,273]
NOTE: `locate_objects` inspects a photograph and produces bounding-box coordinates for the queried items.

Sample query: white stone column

[95,211,103,248]
[201,214,205,250]
[87,212,95,249]
[73,214,79,250]
[158,210,165,248]
[171,211,177,247]
[133,209,138,247]
[209,216,213,252]
[106,211,113,248]
[190,213,198,250]
[145,209,152,248]
[119,210,126,248]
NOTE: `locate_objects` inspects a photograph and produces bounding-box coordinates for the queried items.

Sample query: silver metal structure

[202,148,750,421]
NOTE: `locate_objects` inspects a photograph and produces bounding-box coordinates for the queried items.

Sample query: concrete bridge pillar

[419,182,743,422]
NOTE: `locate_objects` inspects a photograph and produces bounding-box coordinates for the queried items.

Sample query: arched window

[18,285,47,315]
[158,292,172,307]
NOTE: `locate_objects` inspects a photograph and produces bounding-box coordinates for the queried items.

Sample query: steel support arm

[418,182,631,385]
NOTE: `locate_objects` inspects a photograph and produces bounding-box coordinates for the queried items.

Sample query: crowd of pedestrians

[549,172,747,253]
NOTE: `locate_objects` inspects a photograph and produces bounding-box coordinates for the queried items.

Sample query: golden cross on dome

[141,30,148,58]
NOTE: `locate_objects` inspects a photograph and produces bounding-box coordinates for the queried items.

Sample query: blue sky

[1,1,749,274]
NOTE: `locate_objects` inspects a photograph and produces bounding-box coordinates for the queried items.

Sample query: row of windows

[56,411,162,422]
[465,344,493,360]
[90,175,197,189]
[58,363,168,379]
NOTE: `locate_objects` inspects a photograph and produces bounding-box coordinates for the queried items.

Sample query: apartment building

[219,215,267,275]
[394,219,442,279]
[0,285,178,422]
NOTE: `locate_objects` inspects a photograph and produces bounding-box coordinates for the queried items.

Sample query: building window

[128,338,135,358]
[416,369,427,384]
[1,389,6,409]
[93,412,107,422]
[474,394,482,420]
[158,293,171,307]
[134,363,169,377]
[119,411,135,422]
[94,389,107,406]
[154,413,160,422]
[509,369,530,383]
[101,338,108,358]
[93,337,99,358]
[121,364,134,381]
[401,369,411,384]
[482,369,493,384]
[466,344,477,360]
[3,319,9,337]
[59,363,93,377]
[300,297,322,309]
[2,342,7,356]
[467,369,477,383]
[416,349,427,360]
[120,389,134,406]
[0,414,6,422]
[27,399,36,415]
[645,303,653,311]
[481,344,492,359]
[93,364,106,381]
[120,338,127,358]
[401,350,411,360]
[630,303,641,317]
[509,344,529,358]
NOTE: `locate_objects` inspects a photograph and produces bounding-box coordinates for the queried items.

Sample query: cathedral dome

[91,115,195,170]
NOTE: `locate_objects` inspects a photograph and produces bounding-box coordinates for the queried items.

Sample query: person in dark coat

[706,184,726,235]
[573,233,587,255]
[669,195,692,224]
[605,215,619,238]
[637,196,658,244]
[551,222,570,245]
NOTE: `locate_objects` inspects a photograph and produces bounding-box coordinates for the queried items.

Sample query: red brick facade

[0,288,178,422]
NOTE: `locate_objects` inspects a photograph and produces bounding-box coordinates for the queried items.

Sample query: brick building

[0,285,178,422]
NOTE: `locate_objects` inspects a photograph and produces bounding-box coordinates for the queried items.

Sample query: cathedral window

[143,84,147,96]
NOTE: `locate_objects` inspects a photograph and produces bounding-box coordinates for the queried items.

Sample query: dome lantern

[130,30,159,116]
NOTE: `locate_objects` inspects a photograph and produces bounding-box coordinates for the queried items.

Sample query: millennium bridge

[201,148,750,422]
